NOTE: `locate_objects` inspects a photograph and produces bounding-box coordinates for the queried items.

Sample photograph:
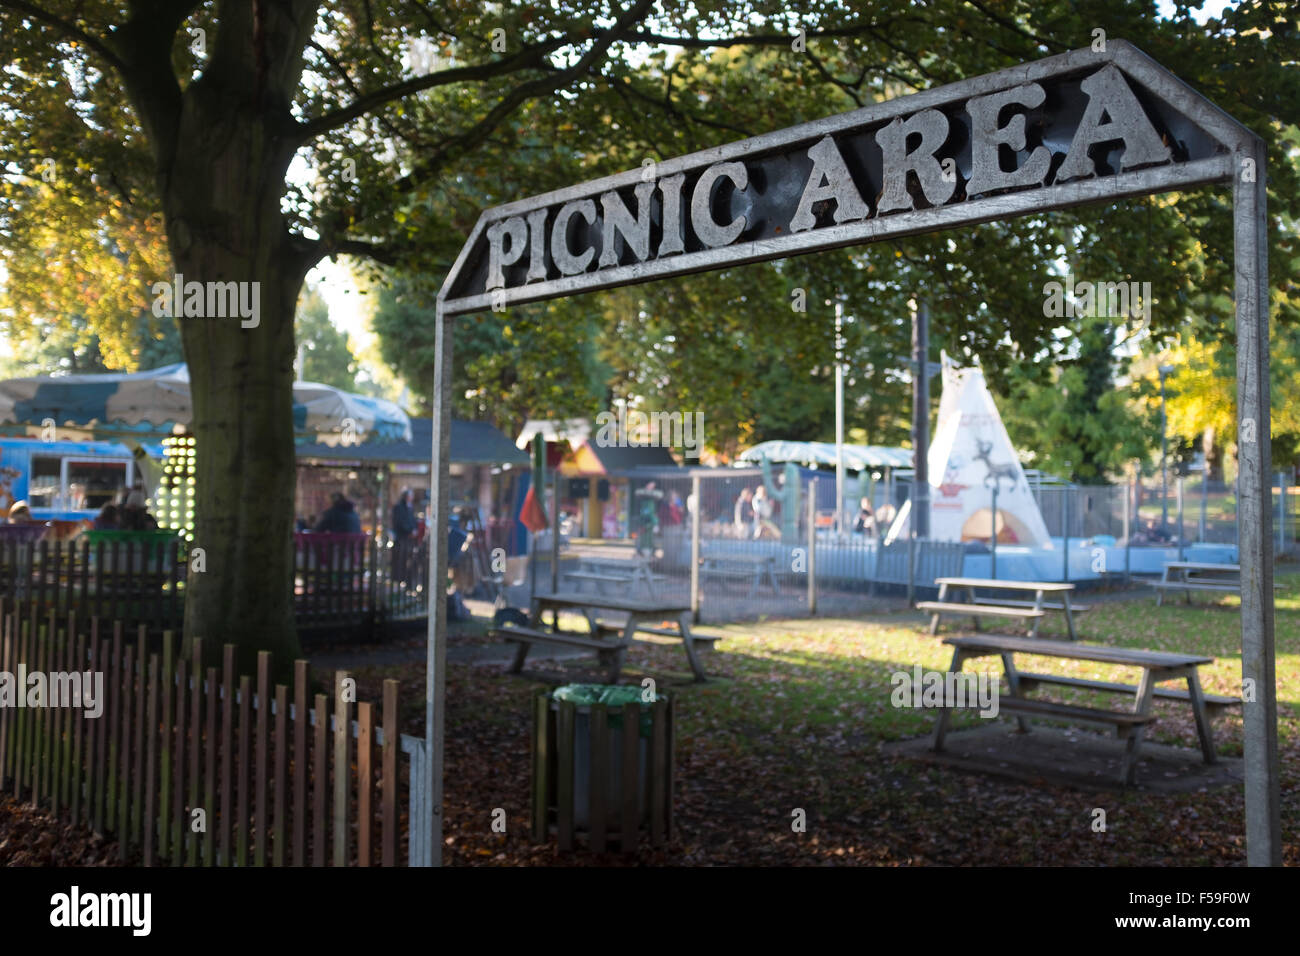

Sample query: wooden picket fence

[0,599,414,866]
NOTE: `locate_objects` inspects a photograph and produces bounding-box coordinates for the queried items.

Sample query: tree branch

[394,0,658,192]
[295,34,575,144]
[295,233,401,269]
[0,0,128,74]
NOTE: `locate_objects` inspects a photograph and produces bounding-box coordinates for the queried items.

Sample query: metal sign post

[426,40,1280,866]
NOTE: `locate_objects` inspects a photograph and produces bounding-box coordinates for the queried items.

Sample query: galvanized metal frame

[421,39,1279,866]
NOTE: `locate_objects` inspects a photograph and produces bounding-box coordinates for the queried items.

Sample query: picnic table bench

[931,633,1231,785]
[699,551,781,598]
[491,591,713,682]
[917,577,1089,640]
[562,556,667,599]
[1148,561,1281,605]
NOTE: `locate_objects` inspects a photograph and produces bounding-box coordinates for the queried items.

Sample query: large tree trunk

[113,2,318,670]
[176,244,306,674]
[159,58,311,671]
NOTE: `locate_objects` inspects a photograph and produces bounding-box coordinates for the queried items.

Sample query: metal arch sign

[438,41,1251,315]
[424,41,1278,869]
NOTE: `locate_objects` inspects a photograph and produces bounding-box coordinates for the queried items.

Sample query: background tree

[296,285,359,391]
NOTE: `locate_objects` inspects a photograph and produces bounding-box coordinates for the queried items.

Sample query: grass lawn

[346,577,1300,866]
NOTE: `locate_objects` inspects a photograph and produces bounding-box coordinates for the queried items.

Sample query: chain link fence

[508,468,1297,625]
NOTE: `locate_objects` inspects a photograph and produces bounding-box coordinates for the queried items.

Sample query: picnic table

[931,633,1236,785]
[493,591,712,682]
[699,550,780,598]
[917,577,1089,640]
[562,555,666,599]
[1148,561,1278,605]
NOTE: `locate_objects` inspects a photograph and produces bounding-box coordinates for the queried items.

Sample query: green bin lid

[551,684,660,735]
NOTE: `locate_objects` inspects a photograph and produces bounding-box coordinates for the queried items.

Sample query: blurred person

[733,487,753,537]
[120,489,158,530]
[853,497,876,535]
[314,492,362,534]
[95,503,121,530]
[391,488,418,586]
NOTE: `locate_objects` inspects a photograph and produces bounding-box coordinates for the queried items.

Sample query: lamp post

[1159,364,1176,530]
[835,301,845,538]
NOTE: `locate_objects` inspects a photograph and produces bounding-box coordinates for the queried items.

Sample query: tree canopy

[2,1,1299,663]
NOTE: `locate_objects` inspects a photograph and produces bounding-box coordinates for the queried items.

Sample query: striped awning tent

[0,363,411,444]
[738,440,912,471]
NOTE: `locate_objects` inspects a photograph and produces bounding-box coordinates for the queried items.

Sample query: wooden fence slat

[651,698,666,846]
[273,684,287,867]
[27,617,38,799]
[80,539,89,626]
[188,638,202,866]
[220,645,234,867]
[204,665,217,866]
[665,697,675,841]
[110,541,120,624]
[159,631,174,862]
[313,693,327,867]
[143,653,159,867]
[531,690,549,843]
[94,541,104,623]
[621,701,638,854]
[332,671,349,867]
[33,622,46,807]
[171,643,187,865]
[381,679,397,867]
[14,621,29,798]
[50,615,63,817]
[556,700,574,852]
[71,624,85,823]
[84,622,100,828]
[255,652,269,867]
[237,674,250,867]
[62,612,77,810]
[35,541,47,630]
[103,626,122,833]
[9,619,25,798]
[0,614,12,789]
[590,702,608,853]
[118,643,133,863]
[293,660,307,867]
[131,627,146,845]
[357,700,372,867]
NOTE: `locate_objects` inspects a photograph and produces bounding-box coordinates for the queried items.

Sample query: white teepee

[885,356,1052,548]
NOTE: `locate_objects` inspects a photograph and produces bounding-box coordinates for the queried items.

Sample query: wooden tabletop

[943,633,1214,667]
[936,577,1075,592]
[701,553,776,564]
[532,591,690,614]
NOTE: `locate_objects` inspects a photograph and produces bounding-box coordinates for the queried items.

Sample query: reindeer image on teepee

[885,354,1053,548]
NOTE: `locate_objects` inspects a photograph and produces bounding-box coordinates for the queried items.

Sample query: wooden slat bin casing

[531,688,673,853]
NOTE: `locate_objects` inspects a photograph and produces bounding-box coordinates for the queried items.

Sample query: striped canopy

[738,440,913,471]
[0,363,412,443]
